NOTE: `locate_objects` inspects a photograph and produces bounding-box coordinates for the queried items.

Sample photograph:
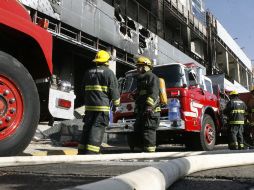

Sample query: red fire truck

[108,63,228,151]
[0,1,54,156]
[0,1,100,156]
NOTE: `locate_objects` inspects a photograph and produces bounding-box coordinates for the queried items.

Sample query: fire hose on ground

[64,152,254,190]
[0,151,254,190]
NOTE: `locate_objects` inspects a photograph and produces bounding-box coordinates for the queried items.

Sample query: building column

[151,0,164,37]
[109,48,116,74]
[186,27,191,50]
[236,61,240,83]
[246,70,249,90]
[224,51,229,76]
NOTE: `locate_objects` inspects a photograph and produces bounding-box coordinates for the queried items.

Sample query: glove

[160,103,167,108]
[112,105,120,112]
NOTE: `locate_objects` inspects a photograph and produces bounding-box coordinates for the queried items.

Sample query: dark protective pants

[79,111,109,153]
[130,111,160,151]
[229,125,244,150]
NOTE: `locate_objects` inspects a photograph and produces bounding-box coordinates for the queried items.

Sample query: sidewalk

[22,123,236,156]
[23,123,122,156]
[22,123,77,156]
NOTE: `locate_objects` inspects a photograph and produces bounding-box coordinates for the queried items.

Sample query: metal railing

[30,1,208,67]
[111,0,207,65]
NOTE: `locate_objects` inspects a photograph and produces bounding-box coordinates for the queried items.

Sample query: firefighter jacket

[83,65,120,112]
[223,97,247,125]
[247,95,254,124]
[135,70,161,114]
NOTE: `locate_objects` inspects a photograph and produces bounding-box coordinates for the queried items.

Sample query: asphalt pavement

[0,161,254,190]
[170,165,254,190]
[6,123,251,190]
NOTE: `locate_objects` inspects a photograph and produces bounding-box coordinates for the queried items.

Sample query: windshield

[153,65,183,88]
[122,74,137,93]
[122,65,184,93]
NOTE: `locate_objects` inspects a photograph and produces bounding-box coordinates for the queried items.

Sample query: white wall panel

[178,0,190,10]
[234,80,249,93]
[217,21,252,71]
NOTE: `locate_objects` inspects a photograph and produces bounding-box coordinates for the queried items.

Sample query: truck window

[204,78,213,94]
[188,71,198,86]
[122,74,137,93]
[153,65,183,88]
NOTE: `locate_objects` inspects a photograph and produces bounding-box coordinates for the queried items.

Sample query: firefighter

[78,50,120,155]
[247,87,254,126]
[224,90,247,150]
[245,87,254,146]
[131,56,160,152]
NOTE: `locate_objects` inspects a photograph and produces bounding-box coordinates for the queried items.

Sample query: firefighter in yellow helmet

[128,56,160,152]
[78,50,120,154]
[224,90,247,150]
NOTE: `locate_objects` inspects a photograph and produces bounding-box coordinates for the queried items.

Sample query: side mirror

[200,88,205,95]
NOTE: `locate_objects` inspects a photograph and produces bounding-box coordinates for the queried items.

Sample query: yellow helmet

[93,50,110,65]
[229,90,238,95]
[251,86,254,92]
[136,56,153,67]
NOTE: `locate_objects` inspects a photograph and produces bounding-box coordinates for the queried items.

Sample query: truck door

[203,77,217,110]
[187,71,205,130]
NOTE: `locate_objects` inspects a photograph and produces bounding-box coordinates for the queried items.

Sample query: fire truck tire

[200,114,216,151]
[0,51,40,156]
[185,114,216,151]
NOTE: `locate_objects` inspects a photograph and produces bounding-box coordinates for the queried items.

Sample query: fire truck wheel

[200,114,216,151]
[0,51,40,156]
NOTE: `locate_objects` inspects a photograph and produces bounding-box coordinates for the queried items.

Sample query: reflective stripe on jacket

[135,71,161,113]
[83,65,120,112]
[224,97,247,125]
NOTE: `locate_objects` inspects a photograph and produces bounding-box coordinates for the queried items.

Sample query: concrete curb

[1,149,253,167]
[64,152,254,190]
[0,152,201,167]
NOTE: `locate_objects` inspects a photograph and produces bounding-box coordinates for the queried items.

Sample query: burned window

[139,27,150,53]
[48,0,61,14]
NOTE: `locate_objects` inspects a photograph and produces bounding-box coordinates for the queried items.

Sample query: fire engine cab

[107,63,226,151]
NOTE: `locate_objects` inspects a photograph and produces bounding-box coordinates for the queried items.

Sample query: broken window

[139,27,150,52]
[48,0,61,14]
[116,7,136,40]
